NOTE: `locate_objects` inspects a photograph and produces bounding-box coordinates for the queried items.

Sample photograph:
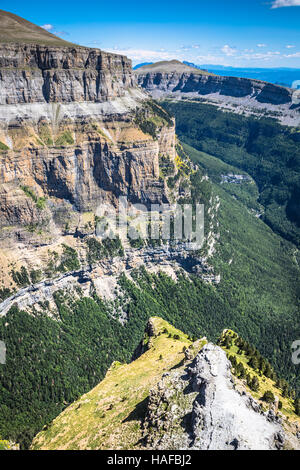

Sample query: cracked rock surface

[143,344,287,450]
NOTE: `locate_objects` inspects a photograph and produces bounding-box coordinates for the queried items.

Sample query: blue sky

[3,0,300,67]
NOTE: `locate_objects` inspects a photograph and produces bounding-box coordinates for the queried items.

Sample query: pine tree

[248,355,259,371]
[250,376,259,392]
[262,390,275,403]
[294,398,300,416]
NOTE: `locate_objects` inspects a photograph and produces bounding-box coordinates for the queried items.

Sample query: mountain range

[0,10,299,451]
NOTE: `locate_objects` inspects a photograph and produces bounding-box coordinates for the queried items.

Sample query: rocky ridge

[143,344,286,450]
[31,318,300,450]
[0,19,222,308]
[0,45,177,230]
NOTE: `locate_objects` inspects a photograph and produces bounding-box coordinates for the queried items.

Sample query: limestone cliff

[0,45,176,229]
[0,9,75,46]
[135,61,300,126]
[0,43,134,104]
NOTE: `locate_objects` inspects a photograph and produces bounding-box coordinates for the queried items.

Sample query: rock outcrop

[143,344,287,450]
[31,319,300,450]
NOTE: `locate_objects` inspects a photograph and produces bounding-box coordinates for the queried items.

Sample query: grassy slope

[32,320,299,450]
[220,330,298,421]
[31,318,200,450]
[0,10,76,46]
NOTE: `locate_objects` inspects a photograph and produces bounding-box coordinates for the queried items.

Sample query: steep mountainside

[0,43,134,104]
[0,34,177,292]
[31,318,300,450]
[162,101,300,247]
[0,10,75,46]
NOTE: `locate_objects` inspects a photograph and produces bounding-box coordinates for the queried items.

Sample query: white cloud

[240,51,281,61]
[286,45,296,48]
[106,48,184,62]
[257,44,267,47]
[41,24,54,31]
[221,45,237,56]
[284,51,300,57]
[271,0,300,8]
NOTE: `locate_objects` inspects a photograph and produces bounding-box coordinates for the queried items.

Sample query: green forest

[162,100,300,247]
[0,102,299,449]
[0,149,299,447]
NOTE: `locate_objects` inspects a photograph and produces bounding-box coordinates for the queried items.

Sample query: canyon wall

[135,69,300,126]
[0,43,134,104]
[136,71,294,105]
[0,44,176,230]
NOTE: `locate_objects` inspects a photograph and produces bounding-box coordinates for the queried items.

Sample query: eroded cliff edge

[137,70,293,105]
[0,42,185,298]
[135,62,300,126]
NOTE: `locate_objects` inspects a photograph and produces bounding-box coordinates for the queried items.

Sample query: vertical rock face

[30,318,300,451]
[136,70,294,105]
[0,44,135,104]
[135,62,300,125]
[143,344,285,450]
[0,44,176,228]
[188,344,284,450]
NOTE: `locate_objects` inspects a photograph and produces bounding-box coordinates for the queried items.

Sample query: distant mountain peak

[134,59,214,75]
